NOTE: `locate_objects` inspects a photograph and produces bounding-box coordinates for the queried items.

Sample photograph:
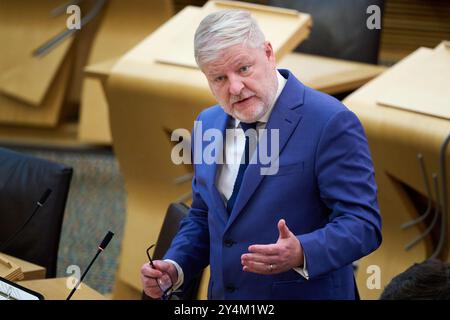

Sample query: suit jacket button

[226,285,236,293]
[224,239,235,247]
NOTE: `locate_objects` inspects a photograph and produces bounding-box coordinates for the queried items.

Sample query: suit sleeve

[163,115,210,289]
[298,109,382,278]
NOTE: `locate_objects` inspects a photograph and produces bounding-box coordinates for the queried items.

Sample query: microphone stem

[0,204,40,253]
[66,249,102,300]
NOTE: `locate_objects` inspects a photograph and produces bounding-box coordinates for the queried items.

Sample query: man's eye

[240,66,250,73]
[215,76,225,82]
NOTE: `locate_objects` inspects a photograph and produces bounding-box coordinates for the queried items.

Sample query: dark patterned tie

[226,122,257,213]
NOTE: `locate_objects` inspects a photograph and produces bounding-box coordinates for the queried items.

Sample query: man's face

[201,42,278,123]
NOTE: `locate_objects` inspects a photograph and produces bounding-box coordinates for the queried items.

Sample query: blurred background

[0,0,449,299]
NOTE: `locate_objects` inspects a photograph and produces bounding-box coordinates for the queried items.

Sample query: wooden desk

[343,44,450,299]
[78,0,174,144]
[0,122,89,148]
[18,277,107,300]
[0,253,46,281]
[279,53,386,95]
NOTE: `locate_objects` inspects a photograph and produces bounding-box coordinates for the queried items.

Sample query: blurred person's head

[380,259,450,300]
[194,10,278,123]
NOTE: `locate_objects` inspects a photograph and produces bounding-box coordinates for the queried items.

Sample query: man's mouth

[232,96,255,108]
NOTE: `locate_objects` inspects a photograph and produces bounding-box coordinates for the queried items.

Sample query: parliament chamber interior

[0,0,449,301]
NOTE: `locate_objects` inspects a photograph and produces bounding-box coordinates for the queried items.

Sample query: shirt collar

[234,70,287,128]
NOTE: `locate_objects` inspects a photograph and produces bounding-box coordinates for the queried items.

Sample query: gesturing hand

[241,219,304,275]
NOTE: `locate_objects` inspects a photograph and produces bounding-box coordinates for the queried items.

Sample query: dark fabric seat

[269,0,384,64]
[143,202,203,300]
[0,147,73,277]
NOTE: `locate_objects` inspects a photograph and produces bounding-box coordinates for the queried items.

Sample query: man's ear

[264,41,276,63]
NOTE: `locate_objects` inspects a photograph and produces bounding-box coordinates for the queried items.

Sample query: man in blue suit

[141,9,382,300]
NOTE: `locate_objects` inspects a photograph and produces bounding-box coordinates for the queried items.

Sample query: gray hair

[194,10,266,67]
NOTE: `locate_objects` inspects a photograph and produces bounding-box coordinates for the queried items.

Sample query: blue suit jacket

[165,69,382,300]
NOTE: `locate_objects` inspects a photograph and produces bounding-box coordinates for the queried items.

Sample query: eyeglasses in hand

[146,244,173,300]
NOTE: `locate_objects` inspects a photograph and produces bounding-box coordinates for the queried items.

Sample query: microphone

[99,231,114,251]
[0,188,52,253]
[37,189,52,207]
[66,231,114,300]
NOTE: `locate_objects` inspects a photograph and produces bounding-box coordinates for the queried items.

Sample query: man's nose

[228,75,244,96]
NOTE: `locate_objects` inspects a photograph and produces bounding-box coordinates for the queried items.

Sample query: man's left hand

[241,219,304,275]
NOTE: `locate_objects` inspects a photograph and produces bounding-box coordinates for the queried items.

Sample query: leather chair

[0,147,73,277]
[269,0,384,64]
[143,202,203,300]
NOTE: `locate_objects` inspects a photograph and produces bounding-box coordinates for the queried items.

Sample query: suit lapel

[225,70,305,229]
[204,111,230,224]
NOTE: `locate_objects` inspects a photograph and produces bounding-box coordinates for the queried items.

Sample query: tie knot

[240,122,257,133]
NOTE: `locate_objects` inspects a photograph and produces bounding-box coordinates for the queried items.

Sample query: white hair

[194,10,266,67]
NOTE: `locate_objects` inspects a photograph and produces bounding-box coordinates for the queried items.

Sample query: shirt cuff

[164,259,184,290]
[292,253,309,280]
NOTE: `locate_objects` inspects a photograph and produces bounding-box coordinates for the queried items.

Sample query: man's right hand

[140,260,178,299]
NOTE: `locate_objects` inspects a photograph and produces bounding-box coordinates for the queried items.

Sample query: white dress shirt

[167,71,308,292]
[216,71,286,201]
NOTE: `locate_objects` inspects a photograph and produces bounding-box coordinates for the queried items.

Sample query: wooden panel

[0,122,81,148]
[343,44,450,299]
[18,278,106,300]
[377,43,450,120]
[380,0,450,63]
[278,53,386,94]
[0,253,45,281]
[0,0,74,106]
[0,254,23,281]
[0,52,73,127]
[155,0,311,68]
[78,0,174,144]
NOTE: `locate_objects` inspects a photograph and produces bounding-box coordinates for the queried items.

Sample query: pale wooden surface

[343,44,450,299]
[0,0,104,128]
[376,43,450,120]
[111,276,141,300]
[93,1,310,297]
[78,0,174,144]
[0,0,108,127]
[0,0,74,106]
[155,0,311,69]
[18,277,106,300]
[0,253,46,281]
[379,0,450,63]
[279,53,386,94]
[0,122,93,148]
[84,59,118,81]
[0,52,73,127]
[0,254,23,281]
